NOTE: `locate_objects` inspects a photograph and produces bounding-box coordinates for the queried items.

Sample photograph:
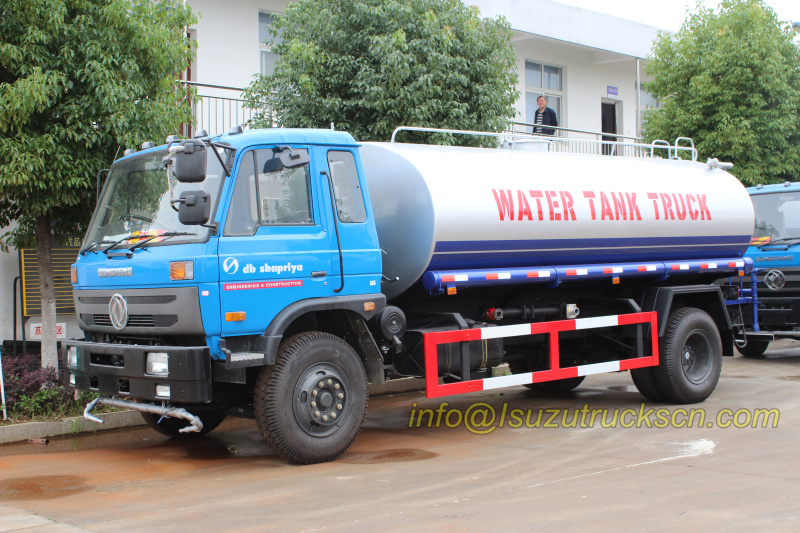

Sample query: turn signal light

[71,266,78,284]
[170,260,194,280]
[225,311,246,322]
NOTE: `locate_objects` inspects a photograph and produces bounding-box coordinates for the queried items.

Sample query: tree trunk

[36,215,59,373]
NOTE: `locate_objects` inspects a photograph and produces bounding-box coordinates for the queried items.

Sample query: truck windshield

[751,191,800,245]
[83,146,226,250]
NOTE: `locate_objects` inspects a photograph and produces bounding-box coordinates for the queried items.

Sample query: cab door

[218,146,332,336]
[323,149,382,296]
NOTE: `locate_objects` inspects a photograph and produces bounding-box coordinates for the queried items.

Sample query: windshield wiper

[757,237,800,249]
[103,233,140,255]
[126,231,197,253]
[80,240,117,255]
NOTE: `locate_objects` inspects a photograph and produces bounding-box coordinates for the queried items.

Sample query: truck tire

[654,307,722,404]
[254,332,368,464]
[630,367,667,402]
[528,376,585,393]
[141,410,226,438]
[508,360,585,392]
[736,339,770,358]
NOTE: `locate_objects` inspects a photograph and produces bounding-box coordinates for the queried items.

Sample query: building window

[525,61,563,132]
[259,12,281,76]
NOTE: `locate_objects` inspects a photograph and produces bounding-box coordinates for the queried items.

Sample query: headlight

[67,346,78,368]
[146,352,169,376]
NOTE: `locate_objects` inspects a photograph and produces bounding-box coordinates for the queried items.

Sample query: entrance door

[601,101,618,156]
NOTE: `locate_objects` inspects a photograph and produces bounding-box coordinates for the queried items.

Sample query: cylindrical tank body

[358,142,754,300]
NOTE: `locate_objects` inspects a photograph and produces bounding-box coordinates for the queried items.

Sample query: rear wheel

[141,410,226,438]
[654,307,722,404]
[736,338,770,358]
[529,376,585,393]
[254,332,368,464]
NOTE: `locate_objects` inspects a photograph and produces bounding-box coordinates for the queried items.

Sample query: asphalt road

[2,344,800,532]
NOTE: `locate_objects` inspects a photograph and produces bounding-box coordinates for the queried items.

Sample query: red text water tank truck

[64,127,754,463]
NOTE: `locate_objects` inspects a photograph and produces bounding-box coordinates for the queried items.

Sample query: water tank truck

[64,127,754,463]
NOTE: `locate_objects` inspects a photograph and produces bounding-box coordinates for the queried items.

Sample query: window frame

[524,60,565,131]
[223,146,315,237]
[327,150,367,224]
[259,11,281,76]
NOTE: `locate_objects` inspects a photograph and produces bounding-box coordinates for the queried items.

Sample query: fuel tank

[358,142,754,300]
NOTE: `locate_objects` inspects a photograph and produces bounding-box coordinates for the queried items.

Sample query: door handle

[311,271,327,278]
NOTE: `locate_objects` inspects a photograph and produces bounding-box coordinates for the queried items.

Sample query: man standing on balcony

[533,95,557,136]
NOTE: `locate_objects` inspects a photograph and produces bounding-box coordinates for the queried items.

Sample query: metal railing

[182,81,271,137]
[503,122,697,161]
[178,83,696,160]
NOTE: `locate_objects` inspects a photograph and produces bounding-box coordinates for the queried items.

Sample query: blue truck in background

[63,127,756,463]
[723,182,800,357]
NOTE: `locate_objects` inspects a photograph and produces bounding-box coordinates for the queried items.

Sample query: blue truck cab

[725,182,800,357]
[65,130,389,459]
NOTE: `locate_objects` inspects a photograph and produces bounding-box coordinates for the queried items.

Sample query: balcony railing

[179,82,694,161]
[182,81,269,137]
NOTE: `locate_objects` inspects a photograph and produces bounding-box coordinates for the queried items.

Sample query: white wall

[0,221,83,344]
[471,0,663,58]
[188,0,291,90]
[512,36,643,138]
[0,236,20,344]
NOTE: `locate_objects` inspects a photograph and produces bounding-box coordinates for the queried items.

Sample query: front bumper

[62,341,212,403]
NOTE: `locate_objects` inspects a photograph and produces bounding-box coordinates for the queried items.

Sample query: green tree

[642,0,800,185]
[0,0,196,370]
[243,0,518,144]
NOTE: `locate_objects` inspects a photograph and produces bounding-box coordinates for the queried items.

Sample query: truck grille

[88,314,178,328]
[94,314,154,327]
[74,287,202,335]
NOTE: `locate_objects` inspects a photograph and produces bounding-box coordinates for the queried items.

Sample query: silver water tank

[359,142,754,300]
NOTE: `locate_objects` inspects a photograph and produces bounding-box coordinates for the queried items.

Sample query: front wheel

[254,332,368,464]
[654,307,722,404]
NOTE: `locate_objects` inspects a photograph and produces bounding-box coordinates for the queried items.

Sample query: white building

[184,0,662,138]
[0,0,665,346]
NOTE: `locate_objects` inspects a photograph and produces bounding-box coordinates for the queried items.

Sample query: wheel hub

[681,329,712,384]
[293,363,349,437]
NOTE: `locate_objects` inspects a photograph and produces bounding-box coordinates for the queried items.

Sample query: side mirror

[173,140,207,183]
[177,190,210,225]
[278,147,310,168]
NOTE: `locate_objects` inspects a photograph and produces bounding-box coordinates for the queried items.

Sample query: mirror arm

[208,141,231,177]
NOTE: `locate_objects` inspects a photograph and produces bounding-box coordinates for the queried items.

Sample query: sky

[553,0,800,32]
